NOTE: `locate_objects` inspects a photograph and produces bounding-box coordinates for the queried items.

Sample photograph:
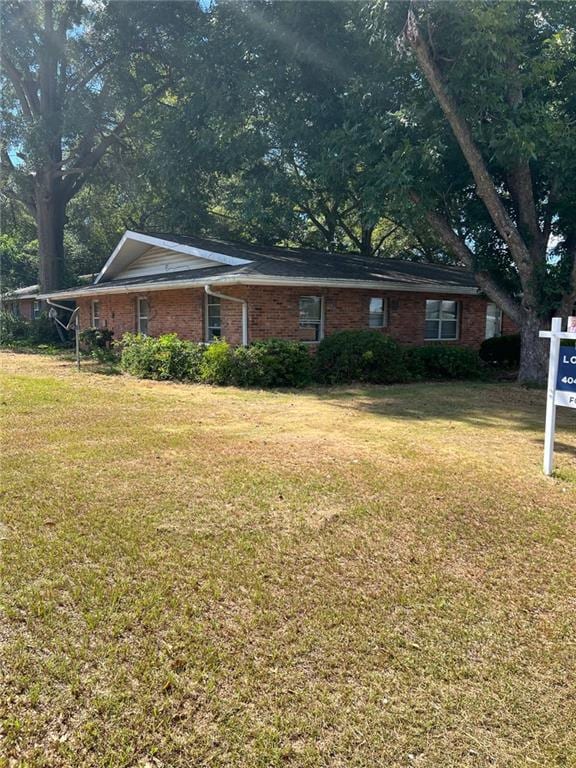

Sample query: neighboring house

[1,284,41,320]
[41,230,516,347]
[2,275,95,321]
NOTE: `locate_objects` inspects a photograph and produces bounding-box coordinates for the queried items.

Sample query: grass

[1,351,575,768]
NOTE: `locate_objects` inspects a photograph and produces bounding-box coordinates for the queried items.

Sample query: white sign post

[539,317,576,476]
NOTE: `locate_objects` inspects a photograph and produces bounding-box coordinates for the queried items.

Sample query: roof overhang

[40,275,481,301]
[94,230,252,284]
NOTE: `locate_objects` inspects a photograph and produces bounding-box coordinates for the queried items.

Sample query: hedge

[119,331,486,388]
[479,334,521,367]
[120,333,204,381]
[120,335,312,387]
[315,330,409,384]
[405,345,485,380]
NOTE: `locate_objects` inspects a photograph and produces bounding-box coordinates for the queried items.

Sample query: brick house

[2,285,41,321]
[42,231,516,347]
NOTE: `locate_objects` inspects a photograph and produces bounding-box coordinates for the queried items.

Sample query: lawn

[1,351,575,768]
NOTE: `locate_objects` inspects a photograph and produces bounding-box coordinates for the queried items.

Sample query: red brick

[77,286,513,348]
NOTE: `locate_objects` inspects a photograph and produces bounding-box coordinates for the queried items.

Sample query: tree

[371,0,576,383]
[0,233,38,292]
[172,1,419,257]
[1,0,204,292]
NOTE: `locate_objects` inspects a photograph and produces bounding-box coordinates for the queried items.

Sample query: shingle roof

[42,232,480,298]
[138,232,477,289]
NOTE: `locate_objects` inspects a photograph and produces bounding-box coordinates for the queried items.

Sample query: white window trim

[299,295,324,343]
[91,300,100,329]
[424,299,460,341]
[137,297,149,335]
[368,296,387,328]
[33,300,41,320]
[205,293,222,342]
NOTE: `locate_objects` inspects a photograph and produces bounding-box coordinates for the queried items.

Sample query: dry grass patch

[1,351,575,768]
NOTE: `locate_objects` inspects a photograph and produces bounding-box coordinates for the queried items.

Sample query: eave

[40,275,481,301]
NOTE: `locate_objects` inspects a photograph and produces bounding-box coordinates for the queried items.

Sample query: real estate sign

[555,346,576,409]
[539,317,576,475]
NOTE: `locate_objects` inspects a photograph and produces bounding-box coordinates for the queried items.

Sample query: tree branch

[67,54,122,96]
[410,192,522,324]
[374,224,401,253]
[403,8,535,294]
[295,203,330,240]
[61,80,171,200]
[506,164,545,259]
[337,216,362,250]
[1,53,38,118]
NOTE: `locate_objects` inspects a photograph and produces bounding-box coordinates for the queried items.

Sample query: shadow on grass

[301,380,576,436]
[77,359,122,376]
[1,343,72,357]
[545,440,576,457]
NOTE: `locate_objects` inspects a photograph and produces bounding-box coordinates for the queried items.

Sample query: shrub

[479,334,521,367]
[80,327,116,363]
[0,310,30,344]
[405,345,484,380]
[232,339,313,388]
[80,327,114,350]
[0,310,62,346]
[315,330,409,384]
[120,333,204,381]
[199,339,234,385]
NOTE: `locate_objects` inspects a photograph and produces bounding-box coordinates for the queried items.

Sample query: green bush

[80,327,114,350]
[315,330,409,384]
[479,334,521,367]
[80,327,116,363]
[405,345,484,380]
[117,331,487,388]
[120,333,204,381]
[0,310,30,344]
[232,339,312,388]
[0,310,62,346]
[199,339,234,384]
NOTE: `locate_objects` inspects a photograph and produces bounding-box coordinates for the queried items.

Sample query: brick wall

[19,299,35,320]
[77,289,204,341]
[77,284,510,348]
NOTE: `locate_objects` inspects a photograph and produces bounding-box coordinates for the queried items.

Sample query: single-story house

[41,230,516,347]
[2,284,42,320]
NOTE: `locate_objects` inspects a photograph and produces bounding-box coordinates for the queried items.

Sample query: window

[369,297,387,328]
[206,295,222,341]
[91,300,100,329]
[299,296,323,341]
[137,298,149,335]
[33,300,41,320]
[485,302,502,339]
[425,299,459,340]
[11,302,20,319]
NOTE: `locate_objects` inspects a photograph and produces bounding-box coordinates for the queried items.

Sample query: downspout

[204,284,248,346]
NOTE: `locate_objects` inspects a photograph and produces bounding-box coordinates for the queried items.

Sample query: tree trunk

[518,309,549,386]
[360,225,374,257]
[36,175,66,292]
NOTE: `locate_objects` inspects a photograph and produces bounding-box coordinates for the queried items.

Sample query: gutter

[205,284,248,346]
[40,276,481,302]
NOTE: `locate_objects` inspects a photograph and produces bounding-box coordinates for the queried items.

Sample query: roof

[41,231,480,299]
[3,284,39,299]
[3,274,95,300]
